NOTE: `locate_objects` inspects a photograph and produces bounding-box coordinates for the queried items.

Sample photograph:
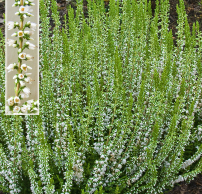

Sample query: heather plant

[0,0,202,193]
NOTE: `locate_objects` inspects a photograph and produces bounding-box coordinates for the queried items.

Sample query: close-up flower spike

[6,0,38,114]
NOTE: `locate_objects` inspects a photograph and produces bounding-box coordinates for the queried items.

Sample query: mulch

[0,0,201,193]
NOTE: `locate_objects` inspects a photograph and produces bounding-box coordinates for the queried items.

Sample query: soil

[0,0,201,193]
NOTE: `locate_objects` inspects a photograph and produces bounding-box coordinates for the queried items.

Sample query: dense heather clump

[0,0,202,193]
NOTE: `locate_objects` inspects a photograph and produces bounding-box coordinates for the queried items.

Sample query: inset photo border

[5,0,39,115]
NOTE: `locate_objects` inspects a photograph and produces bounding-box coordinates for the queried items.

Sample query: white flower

[12,3,17,7]
[15,12,20,16]
[7,63,16,73]
[122,159,126,164]
[7,21,14,30]
[33,107,38,111]
[11,32,17,37]
[27,99,34,106]
[19,6,29,13]
[25,73,32,76]
[25,77,34,84]
[18,31,24,37]
[26,42,36,50]
[20,92,29,99]
[30,22,37,31]
[7,39,15,46]
[21,64,27,72]
[26,104,31,110]
[34,100,39,107]
[21,106,28,113]
[12,44,18,48]
[8,97,14,106]
[13,106,20,113]
[30,107,38,112]
[198,127,202,132]
[21,64,32,72]
[24,31,34,36]
[18,74,24,79]
[26,54,33,61]
[20,81,26,86]
[27,13,34,17]
[23,87,31,95]
[118,164,122,169]
[19,53,26,59]
[13,75,17,79]
[14,96,20,103]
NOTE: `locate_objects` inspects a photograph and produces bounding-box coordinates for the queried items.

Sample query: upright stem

[16,0,24,96]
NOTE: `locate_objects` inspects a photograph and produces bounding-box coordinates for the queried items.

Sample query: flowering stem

[16,0,24,96]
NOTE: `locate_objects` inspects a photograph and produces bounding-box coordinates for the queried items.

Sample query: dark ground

[0,0,202,193]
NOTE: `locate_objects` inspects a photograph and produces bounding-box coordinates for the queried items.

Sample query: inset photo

[5,0,39,115]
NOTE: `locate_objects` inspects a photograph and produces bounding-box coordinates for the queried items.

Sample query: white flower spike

[6,0,38,114]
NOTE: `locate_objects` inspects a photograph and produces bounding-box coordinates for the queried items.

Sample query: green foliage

[0,0,202,193]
